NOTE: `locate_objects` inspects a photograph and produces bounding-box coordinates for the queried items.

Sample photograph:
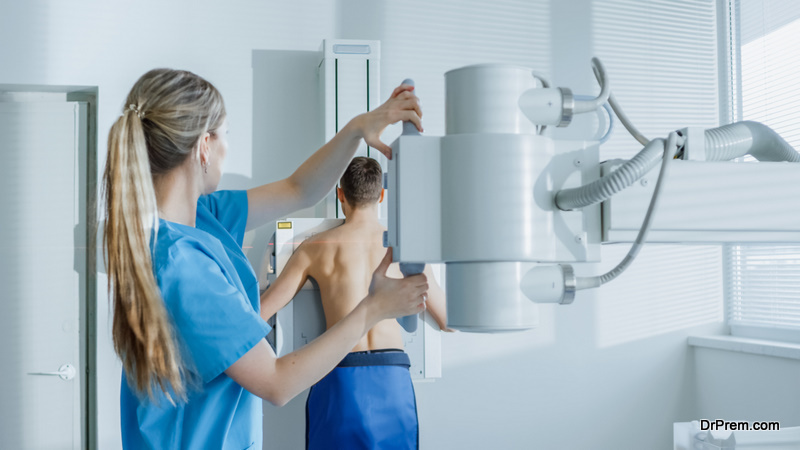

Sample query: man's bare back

[300,219,405,351]
[261,216,447,352]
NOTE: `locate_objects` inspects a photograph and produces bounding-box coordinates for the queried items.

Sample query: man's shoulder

[305,221,371,244]
[302,226,345,247]
[296,227,345,261]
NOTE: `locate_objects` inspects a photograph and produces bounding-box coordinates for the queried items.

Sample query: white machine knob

[520,264,576,304]
[518,87,575,127]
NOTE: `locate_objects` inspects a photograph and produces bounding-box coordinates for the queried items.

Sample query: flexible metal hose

[704,121,800,162]
[555,121,800,211]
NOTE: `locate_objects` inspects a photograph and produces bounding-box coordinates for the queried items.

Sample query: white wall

[0,1,746,449]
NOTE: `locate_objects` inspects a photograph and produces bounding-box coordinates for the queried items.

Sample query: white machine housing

[386,63,800,332]
[317,39,385,219]
[387,64,602,332]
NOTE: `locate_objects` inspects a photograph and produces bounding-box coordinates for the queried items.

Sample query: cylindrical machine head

[445,64,539,135]
[445,262,539,332]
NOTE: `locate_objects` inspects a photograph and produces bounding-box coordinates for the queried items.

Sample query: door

[0,101,87,449]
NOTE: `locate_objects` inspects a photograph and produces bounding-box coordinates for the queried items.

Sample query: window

[592,0,724,347]
[725,0,800,342]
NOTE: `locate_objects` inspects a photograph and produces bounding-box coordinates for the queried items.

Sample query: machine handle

[397,262,425,333]
[394,78,422,333]
[401,78,420,136]
[28,363,76,381]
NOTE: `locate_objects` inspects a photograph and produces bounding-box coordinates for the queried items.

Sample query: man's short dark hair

[339,156,383,208]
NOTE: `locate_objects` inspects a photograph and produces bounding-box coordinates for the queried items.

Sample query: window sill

[688,335,800,361]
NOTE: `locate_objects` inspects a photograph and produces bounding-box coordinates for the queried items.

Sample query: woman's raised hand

[366,248,427,322]
[356,83,423,159]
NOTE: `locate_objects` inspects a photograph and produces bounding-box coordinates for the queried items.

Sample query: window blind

[727,0,800,340]
[740,0,800,147]
[592,0,724,346]
[593,0,720,161]
[726,245,800,341]
[380,0,551,138]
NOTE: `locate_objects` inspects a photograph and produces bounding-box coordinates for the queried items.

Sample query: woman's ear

[197,132,211,166]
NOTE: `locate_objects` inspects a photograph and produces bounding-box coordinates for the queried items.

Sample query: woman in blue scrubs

[103,69,427,449]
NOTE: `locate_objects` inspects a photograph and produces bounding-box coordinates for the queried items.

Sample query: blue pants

[306,350,418,450]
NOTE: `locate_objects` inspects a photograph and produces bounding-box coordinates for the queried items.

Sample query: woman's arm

[226,249,428,406]
[246,85,422,231]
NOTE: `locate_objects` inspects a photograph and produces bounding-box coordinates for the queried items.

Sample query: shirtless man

[260,157,447,450]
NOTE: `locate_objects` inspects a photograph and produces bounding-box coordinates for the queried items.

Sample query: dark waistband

[337,349,410,368]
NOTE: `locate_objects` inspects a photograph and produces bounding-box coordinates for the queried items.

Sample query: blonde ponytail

[103,69,226,401]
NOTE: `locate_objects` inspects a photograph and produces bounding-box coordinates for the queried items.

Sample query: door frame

[0,85,98,450]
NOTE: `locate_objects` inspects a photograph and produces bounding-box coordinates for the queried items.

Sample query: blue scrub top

[121,190,271,450]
